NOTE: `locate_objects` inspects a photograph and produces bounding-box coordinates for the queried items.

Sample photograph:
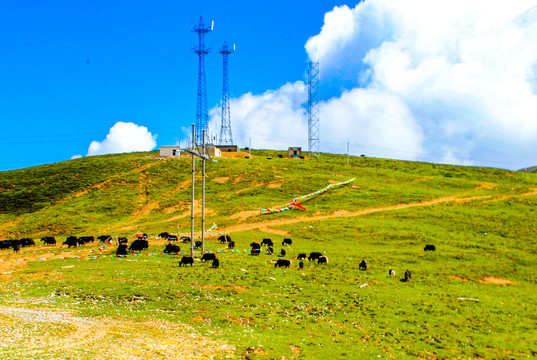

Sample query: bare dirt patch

[0,306,235,359]
[477,277,515,285]
[220,151,253,159]
[445,275,469,282]
[163,200,215,223]
[258,226,290,236]
[267,182,283,188]
[229,210,259,222]
[211,176,230,184]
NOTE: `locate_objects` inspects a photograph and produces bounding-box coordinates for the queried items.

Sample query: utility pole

[201,130,206,253]
[347,142,350,165]
[249,138,251,158]
[184,128,217,257]
[190,125,195,254]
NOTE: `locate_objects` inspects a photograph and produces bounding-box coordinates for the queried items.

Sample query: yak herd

[0,231,433,281]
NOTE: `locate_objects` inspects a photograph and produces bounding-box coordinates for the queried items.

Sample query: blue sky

[1,0,537,171]
[0,0,338,170]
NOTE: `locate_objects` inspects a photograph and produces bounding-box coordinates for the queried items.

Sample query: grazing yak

[116,244,128,256]
[20,238,35,247]
[13,243,20,253]
[219,235,231,243]
[201,253,216,261]
[158,232,170,239]
[41,237,56,246]
[266,247,274,255]
[282,238,292,246]
[403,270,412,282]
[297,253,306,260]
[318,256,328,265]
[194,241,203,249]
[261,238,273,247]
[359,260,369,270]
[424,244,436,251]
[228,241,235,249]
[179,256,194,267]
[212,258,220,269]
[79,236,94,244]
[308,252,323,261]
[180,236,191,243]
[164,244,180,253]
[275,259,292,268]
[63,236,78,248]
[299,261,304,269]
[389,269,395,276]
[250,242,261,255]
[97,235,112,243]
[280,249,286,257]
[129,239,148,252]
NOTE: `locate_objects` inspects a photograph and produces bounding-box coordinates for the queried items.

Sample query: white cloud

[209,1,537,169]
[208,82,308,149]
[320,88,425,160]
[304,0,537,169]
[87,122,157,156]
[71,154,82,160]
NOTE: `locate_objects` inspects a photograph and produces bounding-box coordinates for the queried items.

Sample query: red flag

[290,200,306,211]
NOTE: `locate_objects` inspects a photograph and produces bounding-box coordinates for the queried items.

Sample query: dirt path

[0,306,235,359]
[222,191,537,235]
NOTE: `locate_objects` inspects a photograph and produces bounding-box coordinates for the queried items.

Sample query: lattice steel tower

[307,61,320,158]
[192,16,212,145]
[219,42,234,145]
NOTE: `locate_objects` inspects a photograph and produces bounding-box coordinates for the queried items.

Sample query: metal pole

[190,125,195,255]
[347,142,350,165]
[202,130,206,254]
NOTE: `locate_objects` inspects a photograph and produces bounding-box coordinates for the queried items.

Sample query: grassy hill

[0,150,536,359]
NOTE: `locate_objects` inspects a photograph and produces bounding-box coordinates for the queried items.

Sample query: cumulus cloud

[320,88,425,159]
[208,81,308,149]
[305,0,537,169]
[209,1,537,169]
[87,122,157,156]
[71,154,82,160]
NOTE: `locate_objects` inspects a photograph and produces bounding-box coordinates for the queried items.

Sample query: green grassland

[1,150,536,359]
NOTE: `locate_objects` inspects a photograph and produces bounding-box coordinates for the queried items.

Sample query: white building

[159,146,182,157]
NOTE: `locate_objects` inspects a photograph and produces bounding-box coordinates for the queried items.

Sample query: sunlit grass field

[0,150,536,359]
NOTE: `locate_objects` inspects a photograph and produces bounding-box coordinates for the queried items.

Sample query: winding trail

[222,190,537,235]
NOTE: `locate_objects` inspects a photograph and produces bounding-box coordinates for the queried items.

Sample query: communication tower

[192,17,213,145]
[219,42,234,145]
[307,61,320,158]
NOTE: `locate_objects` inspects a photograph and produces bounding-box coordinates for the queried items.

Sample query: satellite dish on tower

[211,20,214,31]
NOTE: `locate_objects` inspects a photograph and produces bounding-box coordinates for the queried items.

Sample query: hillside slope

[1,150,537,359]
[1,150,535,239]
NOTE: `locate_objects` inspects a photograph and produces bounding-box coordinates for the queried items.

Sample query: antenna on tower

[219,41,234,146]
[307,61,320,158]
[192,16,212,145]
